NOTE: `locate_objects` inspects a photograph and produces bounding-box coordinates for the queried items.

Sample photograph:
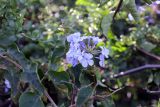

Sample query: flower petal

[88,60,94,66]
[79,41,86,49]
[101,47,109,58]
[84,53,93,59]
[99,54,104,61]
[99,60,105,67]
[81,59,88,68]
[67,32,81,43]
[72,59,78,67]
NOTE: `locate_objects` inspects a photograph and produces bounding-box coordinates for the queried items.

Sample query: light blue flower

[66,57,78,67]
[66,48,82,66]
[67,32,81,43]
[66,32,109,68]
[5,79,11,89]
[69,42,80,50]
[4,79,11,93]
[91,37,102,45]
[99,54,105,67]
[79,41,86,49]
[100,46,109,58]
[80,36,88,41]
[78,52,94,68]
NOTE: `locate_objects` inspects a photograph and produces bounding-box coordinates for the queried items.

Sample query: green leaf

[144,0,152,4]
[7,44,44,93]
[123,0,139,20]
[101,13,113,36]
[0,47,5,54]
[49,70,70,83]
[76,0,95,6]
[153,72,160,86]
[100,0,108,4]
[21,63,44,93]
[7,44,29,69]
[76,84,94,107]
[51,46,65,61]
[158,100,160,107]
[143,0,152,4]
[79,72,91,86]
[140,40,156,52]
[19,91,45,107]
[95,69,102,81]
[99,0,108,7]
[49,71,73,103]
[101,97,115,107]
[0,35,17,47]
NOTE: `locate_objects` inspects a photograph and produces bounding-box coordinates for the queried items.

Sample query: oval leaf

[76,85,94,107]
[19,91,45,107]
[101,13,113,36]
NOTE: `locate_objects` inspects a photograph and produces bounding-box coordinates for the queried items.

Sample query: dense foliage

[0,0,160,107]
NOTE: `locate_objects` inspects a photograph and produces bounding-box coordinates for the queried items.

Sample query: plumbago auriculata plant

[0,0,160,107]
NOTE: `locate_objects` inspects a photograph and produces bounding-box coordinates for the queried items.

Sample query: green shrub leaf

[76,84,94,107]
[19,91,45,107]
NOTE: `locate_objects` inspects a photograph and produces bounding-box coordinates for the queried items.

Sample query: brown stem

[90,87,124,100]
[113,0,123,20]
[70,84,78,107]
[137,47,160,61]
[112,64,160,78]
[44,90,58,107]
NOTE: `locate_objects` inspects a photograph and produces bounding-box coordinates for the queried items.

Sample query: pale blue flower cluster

[66,32,109,68]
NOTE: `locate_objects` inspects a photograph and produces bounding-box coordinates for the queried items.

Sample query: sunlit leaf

[101,13,113,36]
[123,0,139,20]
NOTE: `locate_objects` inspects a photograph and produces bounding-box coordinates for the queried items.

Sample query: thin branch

[70,86,77,106]
[146,89,160,94]
[113,0,123,20]
[0,54,22,70]
[112,64,160,78]
[69,87,78,107]
[137,47,160,61]
[0,64,7,70]
[90,87,125,100]
[40,70,49,82]
[44,90,58,107]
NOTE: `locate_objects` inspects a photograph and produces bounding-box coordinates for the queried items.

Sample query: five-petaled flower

[78,52,94,68]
